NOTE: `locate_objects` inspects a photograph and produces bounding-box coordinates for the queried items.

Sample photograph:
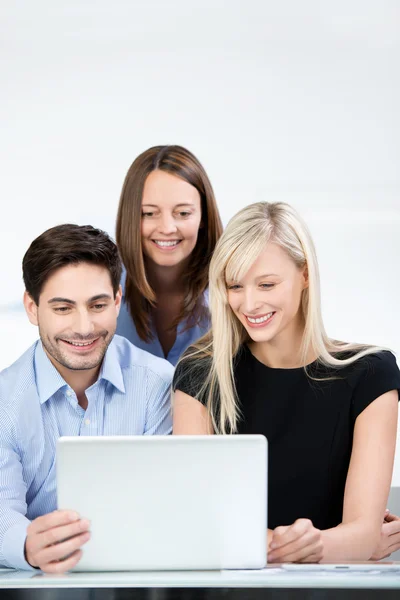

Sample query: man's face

[24,262,121,372]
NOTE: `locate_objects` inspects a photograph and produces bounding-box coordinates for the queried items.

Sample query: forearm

[0,512,32,570]
[321,519,380,562]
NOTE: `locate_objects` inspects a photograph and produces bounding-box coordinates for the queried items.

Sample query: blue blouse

[116,274,210,366]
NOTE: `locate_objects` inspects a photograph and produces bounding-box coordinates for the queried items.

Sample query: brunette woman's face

[141,170,202,269]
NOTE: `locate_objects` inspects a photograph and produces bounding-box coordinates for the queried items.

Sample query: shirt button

[66,390,73,397]
[84,418,91,425]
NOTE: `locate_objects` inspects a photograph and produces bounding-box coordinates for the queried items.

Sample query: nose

[241,287,263,315]
[72,309,95,338]
[158,213,178,235]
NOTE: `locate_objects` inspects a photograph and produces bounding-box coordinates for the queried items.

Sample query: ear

[114,285,122,316]
[302,264,309,289]
[23,291,39,326]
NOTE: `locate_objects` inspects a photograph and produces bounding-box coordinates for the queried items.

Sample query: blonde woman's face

[226,242,308,345]
[141,170,202,269]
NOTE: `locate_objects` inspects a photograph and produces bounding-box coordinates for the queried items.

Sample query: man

[0,224,173,573]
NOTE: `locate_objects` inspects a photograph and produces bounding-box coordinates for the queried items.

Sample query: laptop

[56,435,267,571]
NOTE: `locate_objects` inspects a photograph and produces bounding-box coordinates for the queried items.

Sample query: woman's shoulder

[172,346,212,402]
[336,350,400,385]
[333,349,400,420]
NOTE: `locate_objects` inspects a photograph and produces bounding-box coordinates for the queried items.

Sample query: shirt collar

[34,337,126,404]
[34,341,69,404]
[98,337,126,394]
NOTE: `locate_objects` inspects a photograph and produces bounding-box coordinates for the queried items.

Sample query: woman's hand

[268,518,323,563]
[370,510,400,560]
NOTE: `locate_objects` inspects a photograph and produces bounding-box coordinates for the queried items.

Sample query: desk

[1,566,400,599]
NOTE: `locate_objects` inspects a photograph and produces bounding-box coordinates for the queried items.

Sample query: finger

[272,539,323,564]
[269,530,320,562]
[298,552,323,564]
[29,510,80,535]
[36,531,90,565]
[40,519,91,550]
[384,521,400,536]
[272,520,312,549]
[27,519,90,555]
[387,539,400,554]
[385,512,400,523]
[41,550,83,574]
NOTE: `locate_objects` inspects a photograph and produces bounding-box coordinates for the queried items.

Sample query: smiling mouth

[152,240,182,248]
[60,338,100,350]
[245,312,276,326]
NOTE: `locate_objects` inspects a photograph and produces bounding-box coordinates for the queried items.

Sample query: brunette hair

[23,224,122,304]
[116,145,223,341]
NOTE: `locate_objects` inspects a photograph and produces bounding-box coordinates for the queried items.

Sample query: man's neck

[45,351,100,405]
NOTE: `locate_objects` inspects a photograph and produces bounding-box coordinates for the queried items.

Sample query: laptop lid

[56,435,267,571]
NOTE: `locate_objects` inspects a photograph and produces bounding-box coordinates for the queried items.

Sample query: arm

[0,407,90,572]
[268,390,398,563]
[320,389,398,561]
[0,407,32,569]
[172,390,213,435]
[144,370,174,435]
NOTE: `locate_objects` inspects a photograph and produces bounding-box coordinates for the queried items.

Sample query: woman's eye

[227,284,241,290]
[142,212,154,218]
[178,211,191,217]
[260,284,275,289]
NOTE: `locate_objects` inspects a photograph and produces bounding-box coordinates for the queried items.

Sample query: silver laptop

[57,435,267,571]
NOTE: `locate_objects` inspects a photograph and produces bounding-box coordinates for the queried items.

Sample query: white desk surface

[1,565,400,589]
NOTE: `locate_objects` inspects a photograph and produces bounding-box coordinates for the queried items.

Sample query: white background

[1,1,399,482]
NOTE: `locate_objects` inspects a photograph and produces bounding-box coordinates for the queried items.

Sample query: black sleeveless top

[173,346,400,530]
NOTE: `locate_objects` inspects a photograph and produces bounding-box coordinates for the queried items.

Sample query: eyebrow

[48,294,112,305]
[141,203,196,208]
[256,274,279,279]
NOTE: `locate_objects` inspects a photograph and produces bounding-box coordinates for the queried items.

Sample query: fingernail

[80,519,91,529]
[270,543,276,549]
[69,511,79,521]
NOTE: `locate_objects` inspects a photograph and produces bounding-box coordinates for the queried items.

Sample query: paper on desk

[221,568,282,575]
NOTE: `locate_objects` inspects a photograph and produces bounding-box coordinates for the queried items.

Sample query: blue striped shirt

[116,272,210,366]
[0,335,173,570]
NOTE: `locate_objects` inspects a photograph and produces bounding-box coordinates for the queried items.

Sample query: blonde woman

[173,202,400,563]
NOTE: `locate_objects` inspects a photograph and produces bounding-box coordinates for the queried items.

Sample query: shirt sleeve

[144,369,173,435]
[0,407,35,570]
[351,351,400,421]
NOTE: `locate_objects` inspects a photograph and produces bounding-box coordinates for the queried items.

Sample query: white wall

[1,1,399,481]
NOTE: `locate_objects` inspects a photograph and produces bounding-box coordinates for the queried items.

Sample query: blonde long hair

[176,202,387,434]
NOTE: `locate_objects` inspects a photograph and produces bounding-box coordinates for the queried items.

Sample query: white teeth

[154,240,180,247]
[66,340,95,347]
[247,312,274,324]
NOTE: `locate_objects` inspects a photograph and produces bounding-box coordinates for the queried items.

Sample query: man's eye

[54,307,70,312]
[92,304,106,310]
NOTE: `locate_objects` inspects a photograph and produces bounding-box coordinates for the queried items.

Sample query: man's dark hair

[22,224,122,304]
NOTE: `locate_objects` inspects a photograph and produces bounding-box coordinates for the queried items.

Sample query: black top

[173,345,400,531]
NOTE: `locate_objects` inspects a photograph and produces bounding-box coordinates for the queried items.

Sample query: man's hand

[25,510,91,573]
[370,510,400,561]
[268,519,323,563]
